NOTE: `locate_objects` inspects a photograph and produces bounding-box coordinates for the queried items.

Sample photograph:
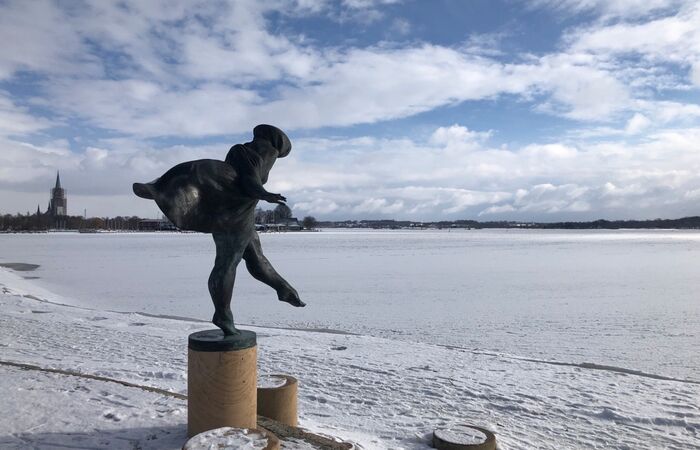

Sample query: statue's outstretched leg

[243,232,306,307]
[209,233,248,335]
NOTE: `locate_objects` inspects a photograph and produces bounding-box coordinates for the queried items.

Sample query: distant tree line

[302,216,317,229]
[0,213,143,232]
[253,204,318,230]
[316,216,700,230]
[1,206,320,232]
[255,204,293,224]
[5,210,698,232]
[538,217,700,229]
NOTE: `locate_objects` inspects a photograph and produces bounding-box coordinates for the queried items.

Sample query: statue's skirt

[133,159,256,234]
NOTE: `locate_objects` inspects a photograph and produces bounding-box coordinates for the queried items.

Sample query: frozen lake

[1,229,698,380]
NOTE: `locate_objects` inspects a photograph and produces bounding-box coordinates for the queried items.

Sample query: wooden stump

[187,329,257,438]
[183,426,280,450]
[257,374,298,427]
[432,425,496,450]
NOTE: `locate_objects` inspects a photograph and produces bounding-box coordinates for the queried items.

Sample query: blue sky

[1,0,699,220]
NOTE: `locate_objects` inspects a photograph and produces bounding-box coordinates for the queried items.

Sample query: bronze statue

[133,124,305,336]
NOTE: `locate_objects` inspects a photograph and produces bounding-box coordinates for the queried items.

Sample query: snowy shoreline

[1,266,699,449]
[2,229,699,382]
[4,260,696,386]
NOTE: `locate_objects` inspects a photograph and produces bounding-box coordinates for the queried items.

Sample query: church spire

[55,171,61,189]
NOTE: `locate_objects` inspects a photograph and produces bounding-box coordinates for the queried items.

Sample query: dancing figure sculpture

[133,125,305,336]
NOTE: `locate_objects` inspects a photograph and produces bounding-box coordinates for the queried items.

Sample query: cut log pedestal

[187,329,258,438]
[257,374,298,427]
[432,425,496,450]
[182,427,280,450]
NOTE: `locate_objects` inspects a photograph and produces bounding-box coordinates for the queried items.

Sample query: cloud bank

[0,0,698,220]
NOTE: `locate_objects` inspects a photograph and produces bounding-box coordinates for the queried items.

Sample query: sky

[1,0,699,221]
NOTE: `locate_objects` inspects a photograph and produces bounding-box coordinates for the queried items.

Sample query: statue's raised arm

[133,124,305,336]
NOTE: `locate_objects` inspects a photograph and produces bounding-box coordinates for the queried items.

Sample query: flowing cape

[133,156,257,234]
[133,125,290,234]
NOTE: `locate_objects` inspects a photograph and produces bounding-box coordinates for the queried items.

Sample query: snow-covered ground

[1,230,699,381]
[1,266,698,449]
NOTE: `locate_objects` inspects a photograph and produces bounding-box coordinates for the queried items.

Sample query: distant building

[286,217,302,231]
[258,217,302,232]
[45,171,67,229]
[138,217,177,231]
[48,172,67,217]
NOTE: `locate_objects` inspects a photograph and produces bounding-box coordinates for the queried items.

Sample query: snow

[183,427,269,450]
[1,263,699,449]
[0,365,186,449]
[434,426,487,445]
[260,374,290,389]
[1,229,699,381]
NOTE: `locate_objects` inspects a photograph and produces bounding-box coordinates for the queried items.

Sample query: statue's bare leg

[209,233,248,335]
[243,232,306,307]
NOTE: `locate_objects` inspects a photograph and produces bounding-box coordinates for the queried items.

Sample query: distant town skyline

[0,1,699,220]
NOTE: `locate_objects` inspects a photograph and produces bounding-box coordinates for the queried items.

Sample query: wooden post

[257,374,298,427]
[187,329,257,438]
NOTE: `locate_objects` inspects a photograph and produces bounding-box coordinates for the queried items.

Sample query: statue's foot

[212,312,239,336]
[278,287,306,307]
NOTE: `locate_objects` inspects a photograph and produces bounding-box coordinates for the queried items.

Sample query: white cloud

[441,189,512,214]
[563,4,700,91]
[342,0,401,8]
[568,6,700,60]
[691,62,700,86]
[1,0,698,137]
[254,45,518,130]
[575,100,700,138]
[3,122,700,219]
[461,32,508,57]
[478,204,516,216]
[644,101,700,123]
[280,125,700,219]
[684,187,700,199]
[353,198,405,214]
[42,79,262,137]
[0,139,75,185]
[337,0,402,23]
[0,0,663,140]
[389,18,411,36]
[0,136,225,216]
[35,43,528,137]
[625,113,652,134]
[528,0,689,19]
[0,0,100,79]
[522,144,578,159]
[1,1,700,220]
[35,39,637,137]
[292,198,340,215]
[393,127,694,217]
[511,54,631,121]
[429,125,492,148]
[511,183,591,213]
[286,0,331,15]
[0,92,55,137]
[179,1,322,82]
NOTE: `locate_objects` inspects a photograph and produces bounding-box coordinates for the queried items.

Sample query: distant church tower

[49,171,67,217]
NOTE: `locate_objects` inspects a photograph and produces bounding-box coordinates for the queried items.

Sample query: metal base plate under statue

[188,329,257,438]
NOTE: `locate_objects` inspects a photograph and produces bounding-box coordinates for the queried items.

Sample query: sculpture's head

[253,124,292,158]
